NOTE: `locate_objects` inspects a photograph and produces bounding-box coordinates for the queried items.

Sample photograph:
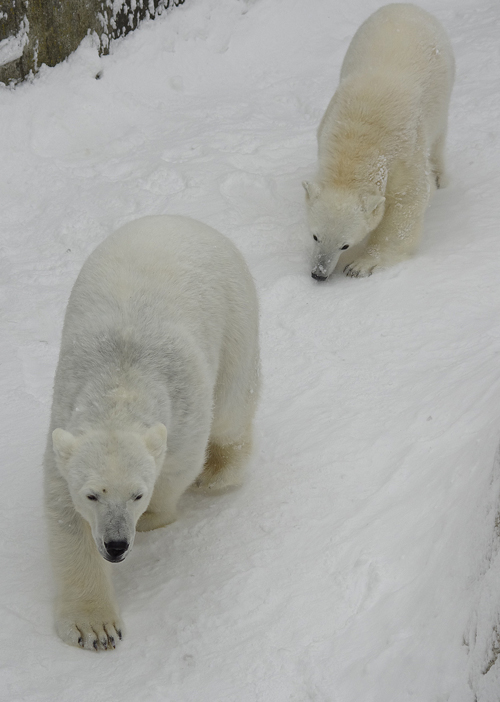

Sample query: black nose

[311,271,328,281]
[104,540,129,560]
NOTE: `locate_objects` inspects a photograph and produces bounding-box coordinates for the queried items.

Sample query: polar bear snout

[311,243,343,281]
[311,256,336,281]
[94,508,137,562]
[103,540,130,563]
[311,267,328,282]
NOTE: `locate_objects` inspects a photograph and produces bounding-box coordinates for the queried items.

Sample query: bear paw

[56,603,123,651]
[191,440,247,492]
[343,257,377,278]
[191,464,244,492]
[136,510,176,532]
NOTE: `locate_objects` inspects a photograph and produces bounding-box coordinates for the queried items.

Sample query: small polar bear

[304,3,455,281]
[44,215,260,651]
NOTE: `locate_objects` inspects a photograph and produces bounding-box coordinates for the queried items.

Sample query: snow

[2,0,500,699]
[0,16,29,67]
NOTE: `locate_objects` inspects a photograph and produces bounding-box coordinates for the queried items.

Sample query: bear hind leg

[194,325,259,492]
[430,131,448,189]
[137,457,205,530]
[193,431,253,492]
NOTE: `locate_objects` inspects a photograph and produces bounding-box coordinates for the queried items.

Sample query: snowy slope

[2,1,500,700]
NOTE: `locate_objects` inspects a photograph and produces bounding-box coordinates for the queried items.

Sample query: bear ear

[361,194,385,214]
[302,180,322,200]
[144,423,167,461]
[52,429,77,464]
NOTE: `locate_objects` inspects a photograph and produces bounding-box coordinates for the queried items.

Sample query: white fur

[304,3,455,280]
[44,215,260,650]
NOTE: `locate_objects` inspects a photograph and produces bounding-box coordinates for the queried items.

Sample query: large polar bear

[304,3,455,280]
[44,215,260,650]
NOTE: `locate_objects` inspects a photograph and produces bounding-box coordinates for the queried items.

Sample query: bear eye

[87,494,98,501]
[340,244,349,250]
[313,235,319,242]
[134,494,143,501]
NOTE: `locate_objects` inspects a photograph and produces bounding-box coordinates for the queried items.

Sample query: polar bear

[44,215,260,650]
[304,3,455,280]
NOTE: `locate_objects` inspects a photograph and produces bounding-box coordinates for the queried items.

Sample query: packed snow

[2,0,500,700]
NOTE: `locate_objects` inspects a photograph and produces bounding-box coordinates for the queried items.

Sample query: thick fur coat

[304,4,455,280]
[44,215,260,650]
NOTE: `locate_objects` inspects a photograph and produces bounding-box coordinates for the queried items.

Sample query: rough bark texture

[0,0,186,84]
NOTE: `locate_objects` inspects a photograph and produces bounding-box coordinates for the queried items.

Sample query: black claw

[109,636,116,649]
[78,637,83,647]
[93,639,98,650]
[117,630,123,640]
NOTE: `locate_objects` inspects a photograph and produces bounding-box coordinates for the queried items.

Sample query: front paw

[344,257,377,278]
[56,602,123,651]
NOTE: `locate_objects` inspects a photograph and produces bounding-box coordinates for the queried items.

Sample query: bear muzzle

[103,540,130,563]
[311,268,328,281]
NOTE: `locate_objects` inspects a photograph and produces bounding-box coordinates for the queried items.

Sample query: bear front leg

[47,510,123,651]
[345,179,430,278]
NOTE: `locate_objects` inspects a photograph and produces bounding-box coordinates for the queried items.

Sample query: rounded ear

[361,194,385,214]
[144,423,167,461]
[302,180,322,200]
[52,428,77,461]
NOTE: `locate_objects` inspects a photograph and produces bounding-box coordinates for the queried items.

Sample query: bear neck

[70,367,171,435]
[320,140,389,193]
[320,73,418,190]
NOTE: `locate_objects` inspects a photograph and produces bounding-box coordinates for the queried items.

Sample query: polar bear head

[52,424,167,562]
[303,181,385,280]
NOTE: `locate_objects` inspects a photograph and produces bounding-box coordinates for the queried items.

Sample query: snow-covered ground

[2,0,500,699]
